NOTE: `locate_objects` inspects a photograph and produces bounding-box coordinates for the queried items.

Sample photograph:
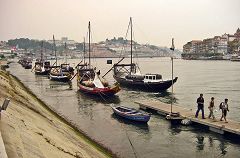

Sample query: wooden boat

[113,17,178,92]
[49,65,72,82]
[34,42,51,75]
[19,57,32,69]
[60,63,74,74]
[77,65,121,96]
[61,42,74,73]
[23,59,32,69]
[111,105,151,123]
[35,61,51,75]
[76,21,120,96]
[230,54,240,62]
[49,35,72,82]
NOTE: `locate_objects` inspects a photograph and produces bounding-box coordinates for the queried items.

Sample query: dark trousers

[195,105,204,118]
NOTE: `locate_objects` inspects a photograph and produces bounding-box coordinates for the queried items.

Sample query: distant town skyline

[0,0,240,49]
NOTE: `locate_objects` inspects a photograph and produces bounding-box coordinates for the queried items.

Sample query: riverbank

[0,68,112,158]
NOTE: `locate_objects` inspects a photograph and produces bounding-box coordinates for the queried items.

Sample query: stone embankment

[0,68,111,158]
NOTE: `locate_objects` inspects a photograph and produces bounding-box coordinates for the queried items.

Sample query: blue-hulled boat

[111,105,151,123]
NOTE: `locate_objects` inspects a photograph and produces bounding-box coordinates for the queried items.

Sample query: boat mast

[53,35,57,66]
[40,41,43,62]
[130,17,133,74]
[64,42,67,64]
[88,21,91,68]
[170,38,175,114]
[83,37,85,64]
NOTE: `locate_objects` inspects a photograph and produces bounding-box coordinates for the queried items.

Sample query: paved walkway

[135,99,240,136]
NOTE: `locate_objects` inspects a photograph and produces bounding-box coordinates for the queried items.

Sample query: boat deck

[135,99,240,136]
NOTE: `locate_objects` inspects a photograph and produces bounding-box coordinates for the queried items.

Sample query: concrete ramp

[0,131,8,158]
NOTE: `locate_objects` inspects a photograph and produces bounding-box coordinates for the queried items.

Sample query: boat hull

[78,83,120,96]
[113,75,178,92]
[24,65,32,69]
[111,106,150,123]
[49,74,71,82]
[35,70,50,75]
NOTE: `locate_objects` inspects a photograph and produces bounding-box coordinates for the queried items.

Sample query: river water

[9,58,240,158]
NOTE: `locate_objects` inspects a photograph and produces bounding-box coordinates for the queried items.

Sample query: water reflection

[111,113,150,134]
[76,92,121,120]
[150,91,178,104]
[48,81,72,90]
[8,60,240,158]
[196,135,205,151]
[208,136,213,147]
[219,140,227,155]
[169,124,182,135]
[76,91,121,104]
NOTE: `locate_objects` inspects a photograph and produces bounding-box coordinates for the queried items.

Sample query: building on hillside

[183,40,202,54]
[48,37,77,47]
[183,30,233,55]
[213,36,228,54]
[224,28,240,42]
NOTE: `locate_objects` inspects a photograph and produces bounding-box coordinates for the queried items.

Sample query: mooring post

[0,98,10,120]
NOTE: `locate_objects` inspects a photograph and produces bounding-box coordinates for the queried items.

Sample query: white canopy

[93,74,104,88]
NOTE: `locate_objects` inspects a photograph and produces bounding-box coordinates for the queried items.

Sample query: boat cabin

[144,74,162,81]
[126,74,144,81]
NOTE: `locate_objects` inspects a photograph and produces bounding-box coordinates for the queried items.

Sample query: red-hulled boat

[76,21,120,96]
[77,65,120,96]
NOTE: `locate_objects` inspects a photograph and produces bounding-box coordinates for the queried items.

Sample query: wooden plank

[135,99,240,136]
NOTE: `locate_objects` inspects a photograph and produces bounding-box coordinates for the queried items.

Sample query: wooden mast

[83,37,85,64]
[170,38,175,114]
[40,41,43,62]
[53,35,57,66]
[88,21,91,68]
[64,42,67,64]
[130,17,133,74]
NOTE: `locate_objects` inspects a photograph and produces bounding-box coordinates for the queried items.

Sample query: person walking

[220,98,229,123]
[195,93,205,119]
[208,97,215,120]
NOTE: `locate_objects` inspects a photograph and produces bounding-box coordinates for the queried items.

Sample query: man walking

[220,98,229,123]
[195,93,205,119]
[208,97,215,120]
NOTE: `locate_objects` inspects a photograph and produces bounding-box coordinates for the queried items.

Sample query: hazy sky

[1,0,240,49]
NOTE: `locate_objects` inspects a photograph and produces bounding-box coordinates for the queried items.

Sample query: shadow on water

[195,133,229,156]
[48,81,73,90]
[76,91,121,104]
[149,91,178,104]
[76,91,121,120]
[171,125,236,157]
[196,135,205,151]
[111,113,149,134]
[167,122,233,156]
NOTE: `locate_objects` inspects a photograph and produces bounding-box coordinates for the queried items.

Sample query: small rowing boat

[111,105,150,123]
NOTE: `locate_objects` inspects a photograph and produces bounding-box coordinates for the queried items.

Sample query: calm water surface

[9,58,240,158]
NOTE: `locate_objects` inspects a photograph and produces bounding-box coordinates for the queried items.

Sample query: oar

[52,61,56,66]
[102,57,125,78]
[70,72,78,81]
[31,65,36,72]
[75,60,83,68]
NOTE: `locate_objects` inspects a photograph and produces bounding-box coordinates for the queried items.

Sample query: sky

[0,0,240,49]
